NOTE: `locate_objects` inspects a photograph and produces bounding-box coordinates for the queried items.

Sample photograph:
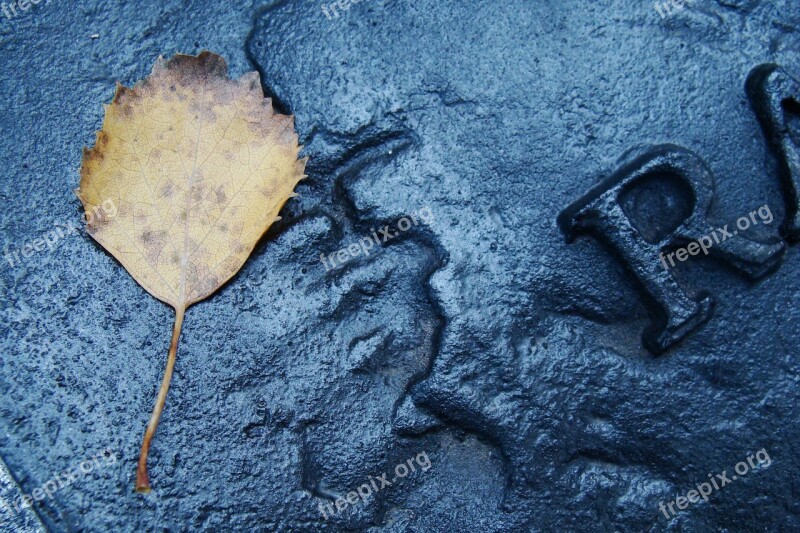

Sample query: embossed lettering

[747,64,800,242]
[559,145,783,354]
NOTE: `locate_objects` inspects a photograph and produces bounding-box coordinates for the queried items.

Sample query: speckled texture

[1,0,799,531]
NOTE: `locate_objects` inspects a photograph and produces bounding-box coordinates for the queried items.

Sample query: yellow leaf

[77,51,306,493]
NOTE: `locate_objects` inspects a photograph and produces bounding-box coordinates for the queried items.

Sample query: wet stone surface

[1,0,799,531]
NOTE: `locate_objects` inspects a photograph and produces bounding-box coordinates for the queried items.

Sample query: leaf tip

[162,51,229,83]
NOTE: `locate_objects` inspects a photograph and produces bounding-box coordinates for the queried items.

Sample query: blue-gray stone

[1,0,799,531]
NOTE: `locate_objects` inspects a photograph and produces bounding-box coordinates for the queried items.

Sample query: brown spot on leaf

[140,229,168,263]
[159,181,175,199]
[215,186,227,204]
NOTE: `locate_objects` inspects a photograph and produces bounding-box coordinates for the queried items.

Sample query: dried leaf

[77,51,306,492]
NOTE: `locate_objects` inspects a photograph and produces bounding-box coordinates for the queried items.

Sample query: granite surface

[1,0,799,531]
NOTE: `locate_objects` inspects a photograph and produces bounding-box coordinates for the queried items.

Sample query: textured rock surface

[1,0,799,531]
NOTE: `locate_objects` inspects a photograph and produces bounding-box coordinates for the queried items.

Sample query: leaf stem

[136,306,185,493]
